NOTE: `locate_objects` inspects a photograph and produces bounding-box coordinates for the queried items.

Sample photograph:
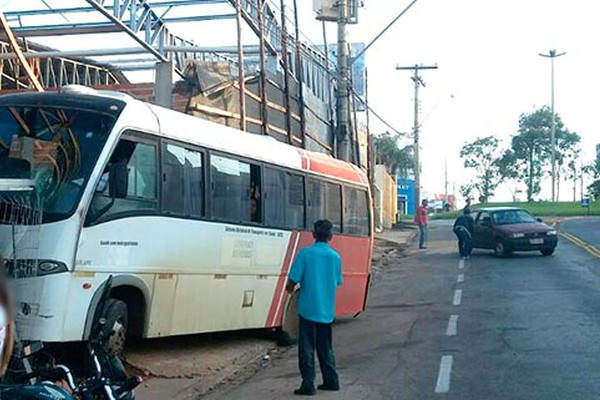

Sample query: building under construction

[0,0,368,169]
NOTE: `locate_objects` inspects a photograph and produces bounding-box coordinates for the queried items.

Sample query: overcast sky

[4,0,599,202]
[323,0,600,202]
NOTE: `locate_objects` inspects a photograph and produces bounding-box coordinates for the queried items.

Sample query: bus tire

[278,293,299,347]
[102,298,129,357]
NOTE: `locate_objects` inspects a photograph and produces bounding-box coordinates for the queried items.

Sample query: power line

[350,86,404,136]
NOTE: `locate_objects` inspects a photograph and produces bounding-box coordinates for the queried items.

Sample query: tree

[459,183,475,203]
[565,160,579,202]
[555,129,581,200]
[459,136,505,203]
[498,150,523,202]
[373,132,413,177]
[509,106,578,202]
[584,160,600,200]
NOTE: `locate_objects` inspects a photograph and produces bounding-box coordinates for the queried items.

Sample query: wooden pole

[235,1,246,131]
[279,0,293,144]
[0,12,44,92]
[257,0,269,135]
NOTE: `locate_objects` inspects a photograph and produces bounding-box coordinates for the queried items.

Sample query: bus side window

[307,178,341,233]
[210,154,261,223]
[343,187,370,236]
[86,138,158,225]
[264,168,286,227]
[286,173,305,229]
[162,143,204,217]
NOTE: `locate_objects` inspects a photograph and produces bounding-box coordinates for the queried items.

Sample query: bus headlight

[37,261,68,276]
[4,260,68,278]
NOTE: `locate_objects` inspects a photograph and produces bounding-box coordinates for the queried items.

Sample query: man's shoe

[318,384,340,391]
[294,387,316,396]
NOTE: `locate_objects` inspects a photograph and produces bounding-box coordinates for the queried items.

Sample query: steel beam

[4,1,228,17]
[0,45,267,60]
[11,15,236,37]
[83,0,168,66]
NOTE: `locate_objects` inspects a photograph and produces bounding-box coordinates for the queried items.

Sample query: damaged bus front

[0,91,125,342]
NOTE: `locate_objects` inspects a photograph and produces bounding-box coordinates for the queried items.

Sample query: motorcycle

[0,276,142,399]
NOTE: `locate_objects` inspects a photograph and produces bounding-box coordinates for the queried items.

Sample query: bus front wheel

[102,299,129,357]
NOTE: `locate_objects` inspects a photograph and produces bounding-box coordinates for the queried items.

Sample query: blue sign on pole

[582,198,590,208]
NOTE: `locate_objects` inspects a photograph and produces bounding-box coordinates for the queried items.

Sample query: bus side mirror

[108,163,128,199]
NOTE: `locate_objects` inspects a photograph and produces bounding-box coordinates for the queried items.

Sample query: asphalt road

[561,217,600,248]
[207,219,600,400]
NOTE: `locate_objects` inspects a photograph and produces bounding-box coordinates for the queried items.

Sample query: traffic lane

[208,222,463,399]
[561,217,600,248]
[449,236,600,400]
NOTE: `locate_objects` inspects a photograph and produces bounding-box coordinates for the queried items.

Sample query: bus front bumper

[11,272,88,343]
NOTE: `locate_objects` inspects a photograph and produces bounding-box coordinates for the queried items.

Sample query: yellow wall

[374,165,398,230]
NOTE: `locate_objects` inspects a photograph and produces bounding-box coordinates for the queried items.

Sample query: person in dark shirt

[453,206,474,259]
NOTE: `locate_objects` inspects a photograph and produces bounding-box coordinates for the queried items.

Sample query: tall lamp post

[539,49,566,202]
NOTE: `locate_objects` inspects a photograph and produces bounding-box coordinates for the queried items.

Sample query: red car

[472,207,558,257]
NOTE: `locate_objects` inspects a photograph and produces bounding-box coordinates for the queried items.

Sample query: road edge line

[559,230,600,259]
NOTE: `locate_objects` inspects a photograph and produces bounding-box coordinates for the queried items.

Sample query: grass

[430,201,600,219]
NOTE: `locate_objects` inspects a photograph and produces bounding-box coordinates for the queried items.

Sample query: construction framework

[0,1,366,165]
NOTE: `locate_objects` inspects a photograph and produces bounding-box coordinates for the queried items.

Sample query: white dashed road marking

[457,274,464,283]
[453,289,462,306]
[458,259,465,269]
[435,355,453,393]
[446,314,459,336]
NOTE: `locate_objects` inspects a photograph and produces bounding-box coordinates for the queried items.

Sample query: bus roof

[142,103,368,186]
[0,90,368,186]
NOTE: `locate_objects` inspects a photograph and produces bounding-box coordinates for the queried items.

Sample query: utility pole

[336,0,351,161]
[396,64,437,208]
[444,157,448,206]
[539,49,566,202]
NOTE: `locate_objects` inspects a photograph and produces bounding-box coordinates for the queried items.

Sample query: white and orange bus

[0,87,373,353]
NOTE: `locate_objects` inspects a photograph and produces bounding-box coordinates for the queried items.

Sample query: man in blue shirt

[286,220,343,396]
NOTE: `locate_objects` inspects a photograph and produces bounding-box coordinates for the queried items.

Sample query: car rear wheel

[494,240,508,258]
[541,248,555,256]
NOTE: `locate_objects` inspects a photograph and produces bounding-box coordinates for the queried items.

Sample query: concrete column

[154,61,173,108]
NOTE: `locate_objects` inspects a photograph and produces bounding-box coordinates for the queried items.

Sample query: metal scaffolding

[0,0,343,158]
[0,0,333,100]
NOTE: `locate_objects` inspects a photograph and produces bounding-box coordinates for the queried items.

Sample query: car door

[473,211,493,249]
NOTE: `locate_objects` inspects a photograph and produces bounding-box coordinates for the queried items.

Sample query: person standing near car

[286,220,342,396]
[415,199,429,249]
[453,206,474,259]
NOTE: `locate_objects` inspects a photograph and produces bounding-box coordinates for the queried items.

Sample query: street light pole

[539,49,566,202]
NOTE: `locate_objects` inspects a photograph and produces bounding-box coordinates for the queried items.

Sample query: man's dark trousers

[453,227,472,257]
[298,317,339,390]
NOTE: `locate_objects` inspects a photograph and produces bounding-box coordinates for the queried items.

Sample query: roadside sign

[582,198,590,208]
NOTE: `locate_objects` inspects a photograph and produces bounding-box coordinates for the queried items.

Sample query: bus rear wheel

[277,293,299,347]
[102,299,129,357]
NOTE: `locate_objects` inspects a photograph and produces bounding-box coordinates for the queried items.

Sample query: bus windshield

[0,104,116,223]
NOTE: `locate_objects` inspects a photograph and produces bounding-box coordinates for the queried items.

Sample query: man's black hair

[313,219,333,242]
[464,206,471,215]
